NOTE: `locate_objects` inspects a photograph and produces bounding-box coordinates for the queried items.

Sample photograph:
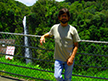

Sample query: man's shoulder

[53,24,60,27]
[69,25,77,30]
[51,24,60,29]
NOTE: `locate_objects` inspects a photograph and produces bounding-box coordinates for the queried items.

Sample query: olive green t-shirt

[48,24,80,61]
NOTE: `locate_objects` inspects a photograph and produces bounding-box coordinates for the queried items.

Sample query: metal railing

[0,32,108,81]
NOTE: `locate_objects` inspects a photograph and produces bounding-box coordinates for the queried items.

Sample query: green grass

[0,56,55,81]
[0,56,108,81]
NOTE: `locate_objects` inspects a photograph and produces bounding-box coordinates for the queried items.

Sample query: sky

[15,0,64,6]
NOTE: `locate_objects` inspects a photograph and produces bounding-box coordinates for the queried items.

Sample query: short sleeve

[48,25,54,37]
[73,28,80,43]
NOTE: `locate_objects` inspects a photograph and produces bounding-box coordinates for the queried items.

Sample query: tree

[65,0,96,3]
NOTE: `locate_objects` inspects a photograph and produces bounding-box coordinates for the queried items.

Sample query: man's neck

[60,22,68,27]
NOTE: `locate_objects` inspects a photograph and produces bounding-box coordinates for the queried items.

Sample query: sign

[0,39,15,54]
[5,46,15,60]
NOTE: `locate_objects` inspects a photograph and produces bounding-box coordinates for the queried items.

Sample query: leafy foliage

[0,0,108,41]
[0,0,30,33]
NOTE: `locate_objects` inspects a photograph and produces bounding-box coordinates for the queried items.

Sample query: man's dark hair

[58,8,70,17]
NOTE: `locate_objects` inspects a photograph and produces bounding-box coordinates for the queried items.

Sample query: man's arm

[40,33,50,45]
[67,42,78,66]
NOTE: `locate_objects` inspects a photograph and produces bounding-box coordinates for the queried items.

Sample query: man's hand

[67,42,78,66]
[67,57,74,66]
[40,36,45,45]
[40,33,50,45]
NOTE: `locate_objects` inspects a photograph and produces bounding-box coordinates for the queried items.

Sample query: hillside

[0,0,108,41]
[0,0,30,32]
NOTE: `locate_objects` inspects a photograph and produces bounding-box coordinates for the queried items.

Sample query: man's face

[59,13,69,24]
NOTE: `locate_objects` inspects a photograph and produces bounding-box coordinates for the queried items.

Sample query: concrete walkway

[0,76,25,81]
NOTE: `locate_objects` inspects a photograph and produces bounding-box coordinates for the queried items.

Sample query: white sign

[5,46,15,60]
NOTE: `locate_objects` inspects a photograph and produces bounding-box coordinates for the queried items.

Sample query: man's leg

[54,60,64,81]
[64,60,75,81]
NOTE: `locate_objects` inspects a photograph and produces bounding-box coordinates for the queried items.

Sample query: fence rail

[0,32,108,81]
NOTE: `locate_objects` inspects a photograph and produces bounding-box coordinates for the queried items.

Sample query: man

[40,8,80,81]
